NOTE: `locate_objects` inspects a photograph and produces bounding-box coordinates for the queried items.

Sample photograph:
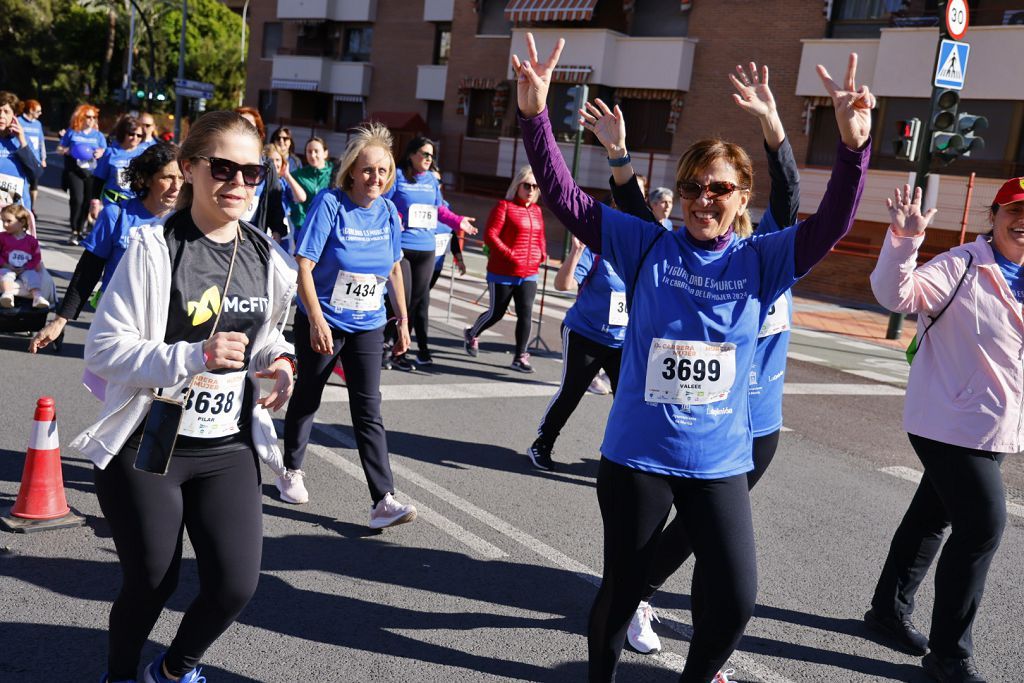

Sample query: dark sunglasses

[520,182,539,191]
[418,151,434,159]
[195,155,266,187]
[676,180,745,201]
[127,132,144,139]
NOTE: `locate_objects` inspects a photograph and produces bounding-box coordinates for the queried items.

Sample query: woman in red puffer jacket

[464,165,546,373]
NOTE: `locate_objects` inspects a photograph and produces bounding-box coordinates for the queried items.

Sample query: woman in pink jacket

[866,179,1024,683]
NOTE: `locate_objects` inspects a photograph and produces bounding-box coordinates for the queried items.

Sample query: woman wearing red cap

[866,178,1024,683]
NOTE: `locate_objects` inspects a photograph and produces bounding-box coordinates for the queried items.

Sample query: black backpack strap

[627,229,665,312]
[920,251,974,342]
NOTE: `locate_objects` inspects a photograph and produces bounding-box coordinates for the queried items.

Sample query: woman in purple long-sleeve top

[512,34,873,683]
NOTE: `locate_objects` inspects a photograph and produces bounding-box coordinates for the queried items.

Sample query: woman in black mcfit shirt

[85,111,298,683]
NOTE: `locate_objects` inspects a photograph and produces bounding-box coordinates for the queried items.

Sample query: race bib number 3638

[644,338,736,405]
[178,371,245,438]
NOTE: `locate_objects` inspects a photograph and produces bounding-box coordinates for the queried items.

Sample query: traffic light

[563,84,589,132]
[893,117,921,162]
[930,89,963,159]
[955,112,987,157]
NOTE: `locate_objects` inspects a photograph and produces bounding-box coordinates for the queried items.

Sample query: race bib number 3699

[644,338,736,405]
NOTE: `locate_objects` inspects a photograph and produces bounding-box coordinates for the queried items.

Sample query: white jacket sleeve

[870,228,967,317]
[85,236,207,389]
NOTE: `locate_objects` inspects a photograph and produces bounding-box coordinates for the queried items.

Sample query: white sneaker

[712,669,736,683]
[275,469,309,504]
[627,600,662,654]
[32,294,49,309]
[587,375,611,395]
[0,293,13,308]
[369,492,417,529]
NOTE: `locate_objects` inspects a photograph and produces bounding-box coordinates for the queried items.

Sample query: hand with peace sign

[511,32,565,118]
[886,184,938,238]
[816,53,875,151]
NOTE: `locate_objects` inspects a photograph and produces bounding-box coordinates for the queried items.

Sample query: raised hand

[729,63,776,119]
[886,184,937,237]
[816,53,875,151]
[580,99,627,157]
[511,32,565,118]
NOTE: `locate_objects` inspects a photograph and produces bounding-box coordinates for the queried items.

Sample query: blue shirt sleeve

[387,200,402,262]
[59,131,71,147]
[754,208,783,236]
[750,226,799,304]
[600,207,666,301]
[93,149,111,181]
[82,204,121,259]
[95,132,108,150]
[574,248,595,285]
[296,189,340,263]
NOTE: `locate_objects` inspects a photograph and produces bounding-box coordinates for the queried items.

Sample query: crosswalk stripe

[880,466,1024,519]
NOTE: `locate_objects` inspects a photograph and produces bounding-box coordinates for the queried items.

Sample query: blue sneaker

[143,653,206,683]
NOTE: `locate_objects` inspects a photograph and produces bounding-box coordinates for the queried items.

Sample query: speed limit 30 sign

[946,0,969,40]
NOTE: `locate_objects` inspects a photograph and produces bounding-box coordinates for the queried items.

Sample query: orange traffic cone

[1,397,85,533]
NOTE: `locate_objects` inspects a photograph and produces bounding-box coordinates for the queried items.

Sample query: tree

[158,0,245,111]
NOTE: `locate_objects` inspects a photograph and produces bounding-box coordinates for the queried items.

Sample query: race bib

[434,232,452,256]
[608,291,628,327]
[178,371,245,439]
[407,203,437,230]
[115,166,130,189]
[644,338,736,405]
[0,172,24,199]
[330,270,384,311]
[758,295,791,339]
[6,250,31,268]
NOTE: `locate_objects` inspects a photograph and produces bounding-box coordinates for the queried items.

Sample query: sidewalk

[791,295,915,351]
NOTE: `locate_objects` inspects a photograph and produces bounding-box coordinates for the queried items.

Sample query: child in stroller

[0,203,48,309]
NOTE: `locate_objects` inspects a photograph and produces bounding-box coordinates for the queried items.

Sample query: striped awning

[616,88,678,101]
[552,65,593,84]
[271,78,318,91]
[334,94,364,103]
[458,77,499,91]
[505,0,598,24]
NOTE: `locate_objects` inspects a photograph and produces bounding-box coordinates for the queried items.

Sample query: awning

[333,94,364,103]
[504,0,598,24]
[271,78,318,91]
[551,65,593,84]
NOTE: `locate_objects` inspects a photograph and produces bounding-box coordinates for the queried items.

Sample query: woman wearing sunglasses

[277,123,417,528]
[30,142,183,353]
[57,104,107,245]
[71,111,298,683]
[463,166,546,373]
[270,126,302,174]
[382,135,477,370]
[595,64,803,658]
[512,34,872,682]
[92,115,148,207]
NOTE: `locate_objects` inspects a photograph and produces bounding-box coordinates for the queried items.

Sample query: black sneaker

[510,353,535,373]
[526,438,554,471]
[392,354,417,372]
[68,233,81,246]
[381,355,393,371]
[921,653,985,682]
[864,608,929,656]
[464,328,479,357]
[415,349,433,366]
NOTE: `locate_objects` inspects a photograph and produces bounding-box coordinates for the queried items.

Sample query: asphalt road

[1,185,1022,682]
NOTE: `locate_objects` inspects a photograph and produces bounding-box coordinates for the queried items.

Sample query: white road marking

[323,380,560,403]
[790,328,835,340]
[308,441,508,560]
[311,420,797,683]
[783,383,903,396]
[880,466,1024,519]
[839,369,906,386]
[786,351,828,364]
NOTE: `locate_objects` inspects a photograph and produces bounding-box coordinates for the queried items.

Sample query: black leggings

[871,433,1006,659]
[641,429,780,602]
[401,248,436,353]
[590,458,756,683]
[537,325,621,446]
[94,445,262,680]
[283,310,395,503]
[66,165,93,236]
[469,280,537,357]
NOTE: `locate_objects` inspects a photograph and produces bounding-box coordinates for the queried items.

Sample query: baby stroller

[0,193,63,353]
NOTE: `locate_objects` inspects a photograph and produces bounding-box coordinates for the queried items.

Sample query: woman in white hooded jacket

[866,179,1024,683]
[73,111,298,683]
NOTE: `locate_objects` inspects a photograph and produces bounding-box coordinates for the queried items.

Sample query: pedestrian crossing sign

[934,39,969,90]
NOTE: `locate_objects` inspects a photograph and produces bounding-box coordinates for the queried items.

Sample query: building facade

[242,0,1024,302]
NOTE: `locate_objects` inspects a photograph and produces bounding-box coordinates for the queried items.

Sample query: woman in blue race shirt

[277,123,418,530]
[92,115,147,206]
[29,143,183,353]
[58,104,107,245]
[383,136,477,370]
[0,92,37,210]
[17,98,45,209]
[512,34,873,682]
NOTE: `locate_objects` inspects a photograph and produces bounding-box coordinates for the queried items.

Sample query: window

[806,106,840,167]
[616,98,673,152]
[830,0,895,38]
[427,101,444,137]
[434,23,452,65]
[334,100,365,132]
[630,0,689,37]
[477,0,512,35]
[466,89,501,139]
[291,92,332,126]
[258,90,278,120]
[262,22,282,59]
[342,26,373,62]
